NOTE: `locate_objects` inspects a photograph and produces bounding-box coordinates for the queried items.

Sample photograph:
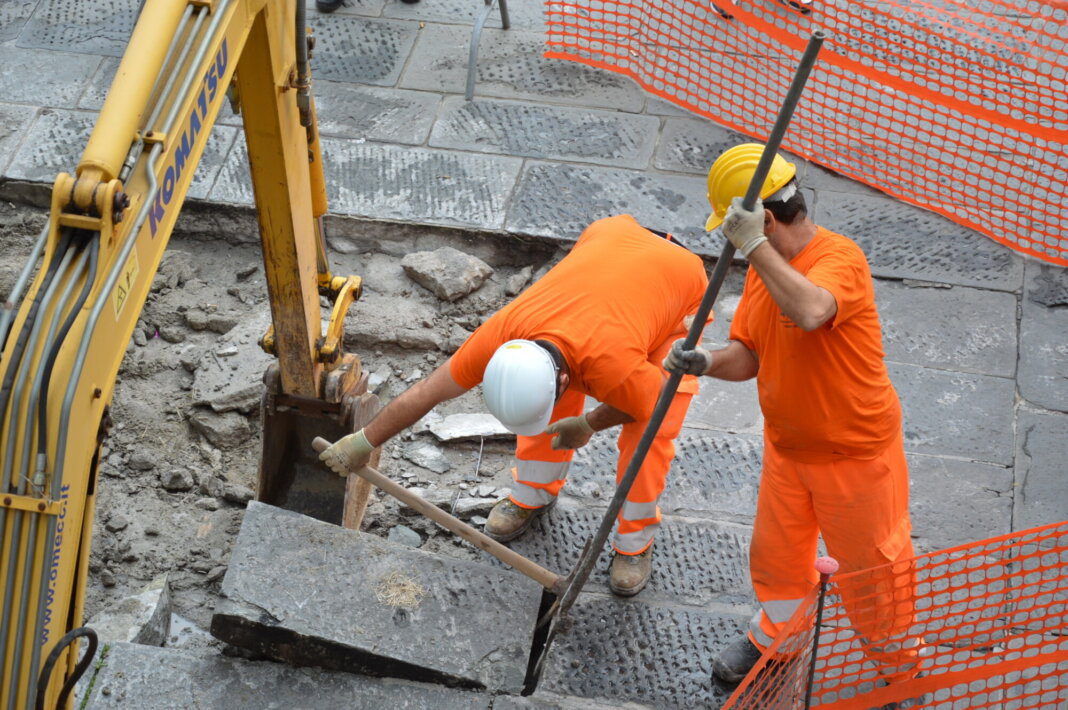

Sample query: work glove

[663,339,713,376]
[319,428,375,477]
[545,414,595,451]
[721,196,768,257]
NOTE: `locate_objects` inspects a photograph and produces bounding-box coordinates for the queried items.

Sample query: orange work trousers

[508,382,695,556]
[749,429,921,681]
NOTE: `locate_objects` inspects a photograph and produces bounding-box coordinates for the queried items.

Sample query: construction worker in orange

[320,214,709,596]
[664,144,922,689]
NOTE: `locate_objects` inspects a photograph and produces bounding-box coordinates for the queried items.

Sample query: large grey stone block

[907,454,1013,554]
[401,25,646,111]
[0,44,100,107]
[565,429,763,524]
[16,0,134,57]
[83,642,492,709]
[211,135,523,231]
[212,502,542,693]
[1014,408,1068,530]
[496,691,658,709]
[653,118,769,175]
[537,595,747,709]
[0,103,36,177]
[876,280,1018,378]
[430,97,660,169]
[817,191,1024,291]
[1018,260,1068,413]
[505,162,713,251]
[7,109,235,200]
[306,14,419,86]
[482,503,752,605]
[892,362,1016,465]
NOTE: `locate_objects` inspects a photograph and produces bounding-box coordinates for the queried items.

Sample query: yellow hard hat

[705,143,797,231]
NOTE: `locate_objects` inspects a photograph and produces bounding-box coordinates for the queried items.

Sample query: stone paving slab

[907,454,1014,554]
[83,642,492,709]
[214,79,442,145]
[381,0,546,29]
[16,0,134,58]
[6,108,236,201]
[876,280,1018,378]
[210,134,523,230]
[0,1,38,43]
[482,503,753,606]
[1018,260,1068,413]
[495,692,658,709]
[0,43,101,107]
[505,161,712,250]
[891,362,1017,465]
[816,191,1024,292]
[537,595,746,710]
[1013,408,1068,530]
[430,96,660,169]
[565,429,763,524]
[307,13,420,86]
[400,24,647,111]
[212,501,541,693]
[0,103,37,177]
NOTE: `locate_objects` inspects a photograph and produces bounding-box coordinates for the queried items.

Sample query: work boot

[712,634,763,684]
[484,498,554,542]
[608,545,653,596]
[315,0,344,13]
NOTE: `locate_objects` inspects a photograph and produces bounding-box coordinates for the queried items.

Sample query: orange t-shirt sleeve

[806,241,872,329]
[728,272,755,350]
[449,317,502,390]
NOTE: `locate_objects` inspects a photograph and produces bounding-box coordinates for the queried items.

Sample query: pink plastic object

[814,556,839,576]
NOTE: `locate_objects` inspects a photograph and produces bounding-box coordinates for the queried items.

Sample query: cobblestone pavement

[1,0,1065,708]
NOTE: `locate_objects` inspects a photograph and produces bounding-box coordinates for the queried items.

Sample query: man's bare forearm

[364,360,468,446]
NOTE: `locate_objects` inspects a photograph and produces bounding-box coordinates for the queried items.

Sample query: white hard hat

[483,339,558,436]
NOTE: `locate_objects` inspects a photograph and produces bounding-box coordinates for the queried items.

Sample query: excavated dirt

[0,198,566,637]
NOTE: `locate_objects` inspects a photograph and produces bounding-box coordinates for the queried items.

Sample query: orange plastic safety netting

[721,519,1068,709]
[545,1,1068,266]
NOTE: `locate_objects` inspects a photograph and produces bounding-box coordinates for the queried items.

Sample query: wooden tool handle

[312,436,563,592]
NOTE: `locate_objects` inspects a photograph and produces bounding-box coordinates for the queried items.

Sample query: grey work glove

[545,414,595,451]
[319,428,375,477]
[722,196,769,257]
[663,339,713,376]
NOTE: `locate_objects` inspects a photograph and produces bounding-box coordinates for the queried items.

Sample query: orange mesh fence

[545,1,1068,266]
[722,520,1068,709]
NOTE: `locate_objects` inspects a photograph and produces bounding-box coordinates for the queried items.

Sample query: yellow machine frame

[0,0,376,706]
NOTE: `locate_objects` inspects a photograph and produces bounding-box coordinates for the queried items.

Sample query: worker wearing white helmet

[320,214,709,596]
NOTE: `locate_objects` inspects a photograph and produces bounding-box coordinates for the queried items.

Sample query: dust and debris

[0,200,560,633]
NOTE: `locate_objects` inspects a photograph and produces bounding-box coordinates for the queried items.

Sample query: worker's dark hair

[764,178,807,225]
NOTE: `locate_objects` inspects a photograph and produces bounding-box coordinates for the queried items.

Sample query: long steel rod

[533,30,827,680]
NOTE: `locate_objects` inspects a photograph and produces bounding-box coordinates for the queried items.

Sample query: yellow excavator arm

[0,1,377,706]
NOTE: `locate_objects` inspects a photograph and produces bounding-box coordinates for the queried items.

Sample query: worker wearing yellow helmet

[320,214,710,596]
[666,143,923,691]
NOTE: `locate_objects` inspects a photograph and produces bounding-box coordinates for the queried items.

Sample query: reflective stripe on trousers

[749,429,921,680]
[508,382,695,555]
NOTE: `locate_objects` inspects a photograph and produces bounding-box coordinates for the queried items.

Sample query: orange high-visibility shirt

[730,226,901,459]
[450,214,708,422]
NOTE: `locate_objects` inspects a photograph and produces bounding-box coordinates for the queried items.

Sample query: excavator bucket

[257,355,381,528]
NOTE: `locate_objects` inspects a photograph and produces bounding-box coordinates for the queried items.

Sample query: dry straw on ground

[374,570,428,610]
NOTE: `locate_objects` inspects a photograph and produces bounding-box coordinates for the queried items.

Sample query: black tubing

[35,626,99,710]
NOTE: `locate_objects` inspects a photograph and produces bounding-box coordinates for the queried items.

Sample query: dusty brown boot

[484,498,554,542]
[609,544,653,596]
